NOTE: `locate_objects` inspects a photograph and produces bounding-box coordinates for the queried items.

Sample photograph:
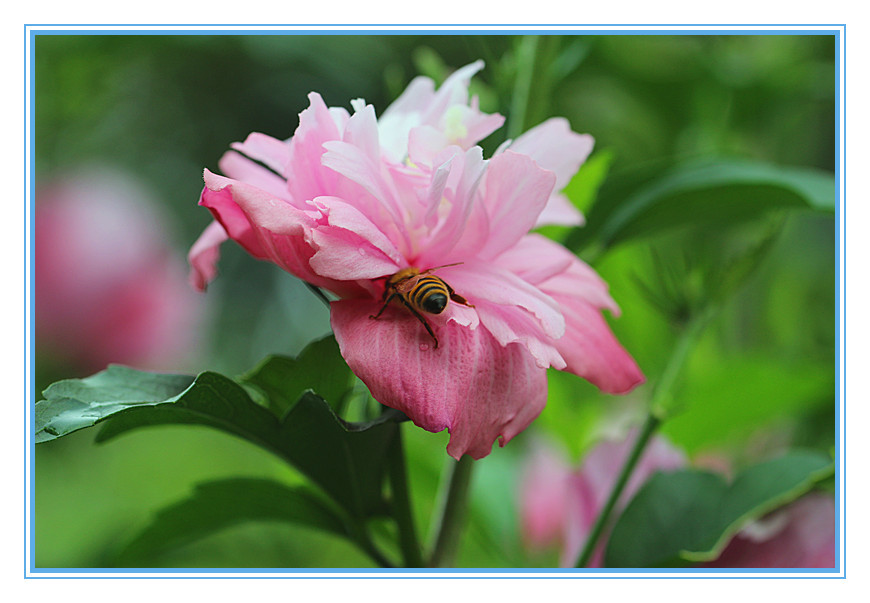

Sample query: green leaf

[604,450,834,567]
[572,159,835,252]
[37,362,399,518]
[116,478,351,566]
[563,149,615,217]
[661,353,833,454]
[240,335,354,416]
[35,366,196,443]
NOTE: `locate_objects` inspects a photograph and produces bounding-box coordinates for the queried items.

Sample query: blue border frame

[24,24,846,579]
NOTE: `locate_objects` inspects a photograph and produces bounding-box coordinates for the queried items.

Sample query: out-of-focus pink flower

[520,434,834,568]
[189,61,643,459]
[705,493,835,568]
[519,432,686,567]
[36,168,201,373]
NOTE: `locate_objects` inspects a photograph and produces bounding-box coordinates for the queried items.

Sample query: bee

[370,264,473,349]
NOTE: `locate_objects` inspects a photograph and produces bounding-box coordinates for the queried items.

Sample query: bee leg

[370,293,397,320]
[398,297,440,349]
[445,283,474,308]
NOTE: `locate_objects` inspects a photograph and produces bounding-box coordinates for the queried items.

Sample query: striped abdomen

[408,275,450,314]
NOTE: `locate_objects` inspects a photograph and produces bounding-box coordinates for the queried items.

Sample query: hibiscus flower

[189,61,644,459]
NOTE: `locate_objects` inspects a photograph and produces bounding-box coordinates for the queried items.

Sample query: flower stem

[574,412,660,568]
[428,454,475,567]
[574,311,713,568]
[304,282,332,309]
[389,427,425,567]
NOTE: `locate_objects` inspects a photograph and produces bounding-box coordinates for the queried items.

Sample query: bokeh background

[34,33,836,568]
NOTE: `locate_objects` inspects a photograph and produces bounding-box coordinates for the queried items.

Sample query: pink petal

[440,261,565,341]
[474,151,557,260]
[705,493,835,568]
[200,170,364,298]
[509,117,594,191]
[330,299,548,460]
[229,131,292,177]
[471,302,566,369]
[378,76,437,162]
[535,192,585,228]
[320,139,410,253]
[307,195,404,280]
[498,235,643,393]
[187,220,228,292]
[493,234,574,286]
[285,92,345,205]
[414,146,487,264]
[548,296,644,394]
[218,150,290,200]
[309,195,404,259]
[519,441,574,550]
[420,60,484,125]
[344,101,382,164]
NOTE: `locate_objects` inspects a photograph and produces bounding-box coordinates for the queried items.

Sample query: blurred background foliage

[34,33,835,568]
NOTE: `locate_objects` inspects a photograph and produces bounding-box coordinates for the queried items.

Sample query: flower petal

[218,150,289,200]
[519,440,574,550]
[535,192,585,228]
[285,92,345,204]
[201,169,364,298]
[496,235,644,393]
[704,493,835,568]
[439,261,565,341]
[474,151,557,260]
[229,131,292,177]
[509,117,594,191]
[549,292,644,394]
[307,196,404,280]
[187,220,228,292]
[330,299,548,460]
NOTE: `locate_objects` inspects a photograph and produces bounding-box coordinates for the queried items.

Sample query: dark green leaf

[37,360,399,518]
[116,478,351,566]
[240,335,354,416]
[604,450,834,567]
[572,159,834,252]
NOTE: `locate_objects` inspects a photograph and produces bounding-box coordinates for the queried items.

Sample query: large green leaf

[604,450,834,567]
[36,342,399,519]
[240,335,355,417]
[115,478,351,566]
[661,354,833,454]
[571,159,835,252]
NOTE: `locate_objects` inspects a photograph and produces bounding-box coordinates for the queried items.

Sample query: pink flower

[520,435,834,569]
[519,432,686,567]
[36,168,202,373]
[189,61,643,459]
[704,493,835,568]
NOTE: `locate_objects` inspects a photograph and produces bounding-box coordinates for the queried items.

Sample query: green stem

[428,454,475,567]
[304,282,332,309]
[575,412,660,568]
[507,35,540,140]
[389,427,425,567]
[574,310,712,568]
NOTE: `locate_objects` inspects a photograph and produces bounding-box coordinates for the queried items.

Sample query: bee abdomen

[412,276,450,314]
